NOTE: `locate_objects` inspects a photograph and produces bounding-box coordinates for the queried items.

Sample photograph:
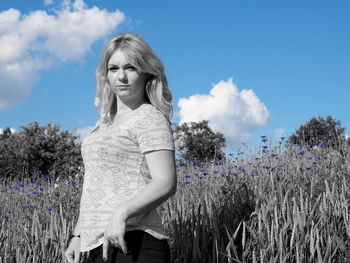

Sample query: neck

[116,95,148,115]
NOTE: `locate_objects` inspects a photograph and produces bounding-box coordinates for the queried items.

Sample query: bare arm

[72,215,81,236]
[116,149,177,219]
[102,149,177,257]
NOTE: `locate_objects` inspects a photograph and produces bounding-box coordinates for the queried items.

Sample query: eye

[125,65,137,71]
[108,66,118,72]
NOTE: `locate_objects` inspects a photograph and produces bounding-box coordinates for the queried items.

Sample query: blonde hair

[93,33,172,129]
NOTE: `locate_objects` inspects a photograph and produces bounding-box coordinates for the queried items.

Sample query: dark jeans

[84,230,170,263]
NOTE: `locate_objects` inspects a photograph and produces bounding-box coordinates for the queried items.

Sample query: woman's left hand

[102,206,128,260]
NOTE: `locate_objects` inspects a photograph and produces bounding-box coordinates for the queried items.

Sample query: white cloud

[44,0,54,6]
[0,0,125,109]
[178,78,269,144]
[0,127,16,134]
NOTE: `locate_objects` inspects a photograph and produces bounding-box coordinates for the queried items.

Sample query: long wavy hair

[93,33,172,130]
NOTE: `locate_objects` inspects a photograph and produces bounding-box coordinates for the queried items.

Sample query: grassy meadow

[1,138,350,262]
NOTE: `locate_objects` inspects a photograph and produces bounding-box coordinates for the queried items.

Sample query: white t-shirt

[79,103,175,252]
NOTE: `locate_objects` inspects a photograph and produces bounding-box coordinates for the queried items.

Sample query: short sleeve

[133,108,175,154]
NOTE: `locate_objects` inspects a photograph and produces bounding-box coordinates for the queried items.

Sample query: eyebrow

[108,63,134,67]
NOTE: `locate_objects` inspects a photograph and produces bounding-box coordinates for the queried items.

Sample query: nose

[117,68,127,83]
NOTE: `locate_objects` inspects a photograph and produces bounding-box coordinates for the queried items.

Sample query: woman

[64,33,177,263]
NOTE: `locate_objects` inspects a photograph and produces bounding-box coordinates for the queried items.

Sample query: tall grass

[1,139,349,262]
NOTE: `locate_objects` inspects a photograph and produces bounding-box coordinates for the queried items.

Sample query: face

[107,49,146,103]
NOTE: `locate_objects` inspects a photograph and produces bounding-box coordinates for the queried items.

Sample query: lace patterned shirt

[78,104,175,252]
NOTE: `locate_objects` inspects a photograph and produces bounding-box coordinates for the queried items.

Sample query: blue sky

[0,0,349,152]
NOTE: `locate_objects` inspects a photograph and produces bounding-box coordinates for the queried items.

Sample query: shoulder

[132,104,170,129]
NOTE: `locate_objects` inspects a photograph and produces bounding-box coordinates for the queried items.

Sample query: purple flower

[184,175,191,178]
[281,137,285,140]
[47,208,52,211]
[319,143,327,148]
[263,165,270,169]
[298,151,305,155]
[306,167,312,170]
[299,177,305,181]
[261,138,268,143]
[202,172,208,176]
[220,190,229,195]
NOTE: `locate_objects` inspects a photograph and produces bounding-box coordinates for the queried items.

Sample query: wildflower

[21,205,33,209]
[270,153,278,158]
[220,190,229,195]
[47,208,52,211]
[319,143,327,148]
[202,172,208,175]
[44,175,53,178]
[39,187,44,191]
[299,177,305,181]
[281,137,285,140]
[71,181,77,186]
[255,157,260,160]
[263,165,270,169]
[262,145,268,149]
[197,176,203,179]
[228,153,234,156]
[22,222,27,225]
[261,138,268,143]
[261,135,266,139]
[221,173,225,177]
[19,184,25,187]
[298,151,305,155]
[179,163,186,167]
[35,170,43,174]
[184,175,191,178]
[306,167,312,170]
[31,180,37,184]
[184,181,191,184]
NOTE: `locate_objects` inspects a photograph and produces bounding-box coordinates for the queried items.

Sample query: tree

[175,120,226,163]
[0,122,83,180]
[288,115,347,149]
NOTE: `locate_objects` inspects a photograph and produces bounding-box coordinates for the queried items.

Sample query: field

[1,138,350,262]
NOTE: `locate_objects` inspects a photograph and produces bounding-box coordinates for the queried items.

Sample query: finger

[103,236,109,261]
[118,235,127,254]
[73,250,80,263]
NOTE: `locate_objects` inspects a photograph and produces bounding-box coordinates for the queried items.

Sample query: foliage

[175,120,226,163]
[0,122,83,181]
[288,115,347,149]
[1,138,350,262]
